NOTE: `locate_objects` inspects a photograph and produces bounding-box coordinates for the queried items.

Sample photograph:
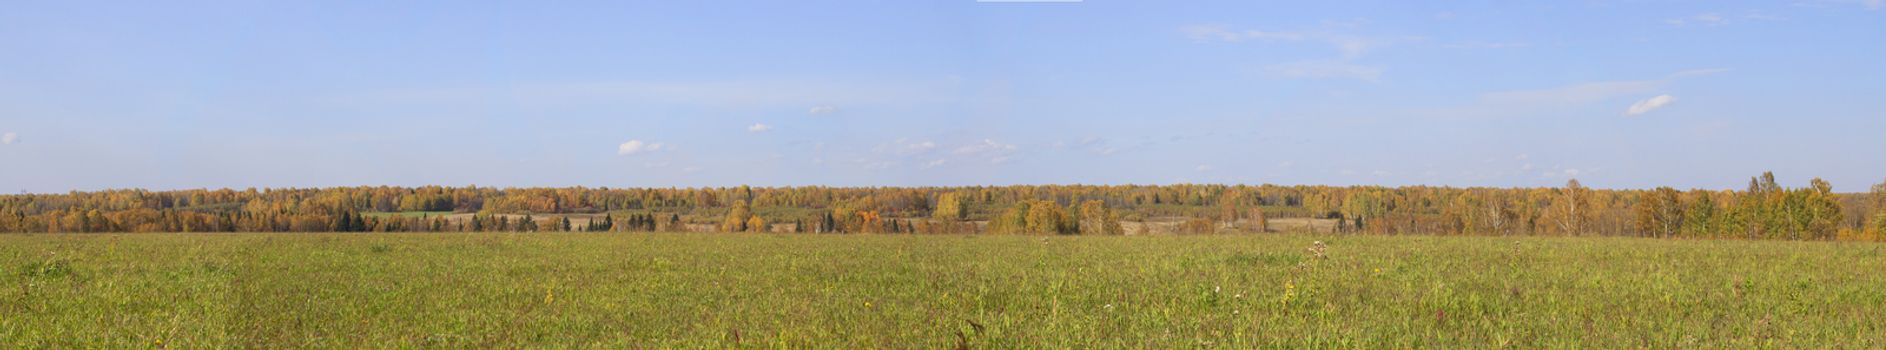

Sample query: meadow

[2,233,1882,348]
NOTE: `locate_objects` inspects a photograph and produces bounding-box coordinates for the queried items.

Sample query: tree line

[1,173,1882,240]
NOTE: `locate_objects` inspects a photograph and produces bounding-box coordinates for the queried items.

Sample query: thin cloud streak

[1626,95,1677,116]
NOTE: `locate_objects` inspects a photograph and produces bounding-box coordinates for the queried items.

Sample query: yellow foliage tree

[746,215,767,233]
[722,200,752,232]
[933,193,967,221]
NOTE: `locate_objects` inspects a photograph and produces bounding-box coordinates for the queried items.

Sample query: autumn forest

[3,172,1882,241]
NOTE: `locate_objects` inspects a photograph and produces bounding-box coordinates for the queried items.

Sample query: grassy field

[2,233,1882,348]
[361,211,455,219]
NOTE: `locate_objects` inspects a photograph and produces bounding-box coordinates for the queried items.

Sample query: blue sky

[2,0,1882,193]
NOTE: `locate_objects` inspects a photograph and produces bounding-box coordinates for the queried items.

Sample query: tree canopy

[0,173,1877,240]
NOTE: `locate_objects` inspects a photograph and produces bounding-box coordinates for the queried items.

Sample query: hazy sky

[2,1,1883,193]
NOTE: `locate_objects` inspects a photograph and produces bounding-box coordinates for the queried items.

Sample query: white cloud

[860,160,896,170]
[1181,25,1307,42]
[1327,37,1378,59]
[1810,0,1885,10]
[1195,165,1215,172]
[1462,69,1719,115]
[1442,41,1531,49]
[1787,0,1878,9]
[954,139,1019,164]
[345,81,948,111]
[747,123,772,132]
[953,139,1017,155]
[1068,136,1122,155]
[1743,11,1788,21]
[1263,60,1384,81]
[1666,13,1726,26]
[1185,23,1417,82]
[876,138,937,156]
[1454,70,1722,119]
[861,138,1021,169]
[1667,12,1787,26]
[1626,95,1677,116]
[1,132,15,145]
[1182,24,1397,60]
[1484,80,1662,107]
[617,140,666,155]
[1541,168,1583,178]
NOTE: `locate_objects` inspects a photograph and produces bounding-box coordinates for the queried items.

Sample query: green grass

[1,233,1882,348]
